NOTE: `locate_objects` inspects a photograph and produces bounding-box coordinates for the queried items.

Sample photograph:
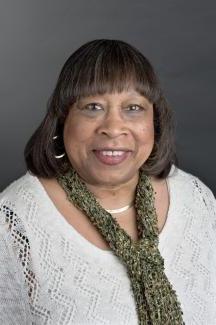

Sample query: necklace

[105,201,133,214]
[57,167,184,324]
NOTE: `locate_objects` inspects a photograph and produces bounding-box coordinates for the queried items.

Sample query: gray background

[0,0,215,194]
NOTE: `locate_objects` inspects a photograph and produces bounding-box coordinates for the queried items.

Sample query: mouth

[93,149,132,165]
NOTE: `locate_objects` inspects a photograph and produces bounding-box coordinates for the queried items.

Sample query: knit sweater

[0,167,216,325]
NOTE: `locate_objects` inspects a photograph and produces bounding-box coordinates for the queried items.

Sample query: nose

[96,111,129,138]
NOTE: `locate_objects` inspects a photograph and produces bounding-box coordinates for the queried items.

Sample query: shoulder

[169,165,215,196]
[0,172,43,227]
[168,165,216,218]
[0,172,40,205]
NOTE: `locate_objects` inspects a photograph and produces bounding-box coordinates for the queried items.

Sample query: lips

[93,149,132,165]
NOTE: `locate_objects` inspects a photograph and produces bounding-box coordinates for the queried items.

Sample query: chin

[85,170,138,187]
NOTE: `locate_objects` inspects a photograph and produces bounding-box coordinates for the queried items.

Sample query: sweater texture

[0,167,216,324]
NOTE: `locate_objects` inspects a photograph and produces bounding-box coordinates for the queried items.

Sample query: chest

[27,212,216,325]
[40,177,169,251]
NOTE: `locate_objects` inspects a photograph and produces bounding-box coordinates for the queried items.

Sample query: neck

[84,174,139,211]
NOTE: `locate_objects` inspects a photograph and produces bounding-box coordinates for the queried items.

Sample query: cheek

[64,118,90,146]
[136,121,154,145]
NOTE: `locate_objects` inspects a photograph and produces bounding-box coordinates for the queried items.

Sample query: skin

[63,90,154,207]
[40,89,169,250]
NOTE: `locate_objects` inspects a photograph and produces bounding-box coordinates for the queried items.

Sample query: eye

[125,104,145,112]
[83,103,103,112]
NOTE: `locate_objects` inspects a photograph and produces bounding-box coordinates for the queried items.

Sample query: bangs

[59,40,161,107]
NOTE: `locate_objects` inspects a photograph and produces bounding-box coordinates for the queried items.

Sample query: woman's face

[63,90,154,187]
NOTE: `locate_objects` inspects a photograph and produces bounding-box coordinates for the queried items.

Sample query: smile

[100,150,126,156]
[93,149,132,165]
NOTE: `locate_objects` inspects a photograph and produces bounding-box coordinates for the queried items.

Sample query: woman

[0,39,215,325]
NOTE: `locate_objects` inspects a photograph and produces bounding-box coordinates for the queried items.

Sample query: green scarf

[57,167,184,324]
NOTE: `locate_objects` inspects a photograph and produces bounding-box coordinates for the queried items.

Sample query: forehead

[77,90,153,106]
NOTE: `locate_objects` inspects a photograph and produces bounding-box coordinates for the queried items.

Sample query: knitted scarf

[57,167,184,324]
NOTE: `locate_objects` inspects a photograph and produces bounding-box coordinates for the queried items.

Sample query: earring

[53,135,65,159]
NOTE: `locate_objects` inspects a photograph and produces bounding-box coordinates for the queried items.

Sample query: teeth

[101,150,124,156]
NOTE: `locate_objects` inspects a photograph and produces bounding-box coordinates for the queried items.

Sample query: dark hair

[25,39,177,178]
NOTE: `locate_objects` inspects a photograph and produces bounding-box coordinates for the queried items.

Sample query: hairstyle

[25,39,177,178]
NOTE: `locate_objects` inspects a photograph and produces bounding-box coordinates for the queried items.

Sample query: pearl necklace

[104,201,134,214]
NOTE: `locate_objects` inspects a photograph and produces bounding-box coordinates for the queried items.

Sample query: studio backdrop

[0,0,215,194]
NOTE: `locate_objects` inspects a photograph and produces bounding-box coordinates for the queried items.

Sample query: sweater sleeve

[0,224,32,325]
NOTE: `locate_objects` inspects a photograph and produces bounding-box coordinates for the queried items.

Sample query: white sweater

[0,167,216,325]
